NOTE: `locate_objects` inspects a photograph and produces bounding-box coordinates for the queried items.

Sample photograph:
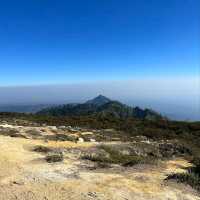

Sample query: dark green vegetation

[37,95,163,120]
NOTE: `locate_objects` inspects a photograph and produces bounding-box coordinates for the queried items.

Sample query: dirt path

[0,135,199,200]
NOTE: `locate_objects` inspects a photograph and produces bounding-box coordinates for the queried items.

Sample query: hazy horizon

[0,77,199,121]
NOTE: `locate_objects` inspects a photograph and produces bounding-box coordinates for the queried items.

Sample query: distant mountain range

[37,95,163,120]
[0,104,53,113]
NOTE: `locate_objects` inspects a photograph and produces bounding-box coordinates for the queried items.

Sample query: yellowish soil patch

[47,140,95,148]
[0,135,199,200]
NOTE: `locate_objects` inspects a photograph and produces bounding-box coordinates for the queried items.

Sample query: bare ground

[0,134,199,200]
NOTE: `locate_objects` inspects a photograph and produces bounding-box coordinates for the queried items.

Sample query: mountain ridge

[85,95,111,106]
[37,95,163,120]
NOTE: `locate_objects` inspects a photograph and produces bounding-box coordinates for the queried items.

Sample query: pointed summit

[85,95,111,106]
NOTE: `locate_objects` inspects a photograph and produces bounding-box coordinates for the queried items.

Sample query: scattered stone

[141,140,151,144]
[158,143,191,158]
[136,135,148,141]
[12,181,24,185]
[68,134,79,140]
[0,128,26,138]
[47,126,57,131]
[58,126,66,129]
[69,128,78,132]
[88,191,98,198]
[103,128,115,132]
[112,137,120,141]
[78,137,84,143]
[0,124,14,128]
[81,132,94,136]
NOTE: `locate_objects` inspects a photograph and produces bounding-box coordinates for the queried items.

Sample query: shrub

[26,129,42,136]
[44,134,76,142]
[166,172,200,191]
[32,145,53,153]
[82,144,157,167]
[45,152,64,163]
[0,128,26,138]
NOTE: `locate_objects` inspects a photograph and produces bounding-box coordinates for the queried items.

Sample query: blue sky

[0,0,199,120]
[0,0,199,85]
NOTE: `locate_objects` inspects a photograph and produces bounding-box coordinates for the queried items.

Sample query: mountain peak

[38,95,163,120]
[85,95,111,106]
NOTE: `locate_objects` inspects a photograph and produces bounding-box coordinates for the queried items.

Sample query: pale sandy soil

[0,135,199,200]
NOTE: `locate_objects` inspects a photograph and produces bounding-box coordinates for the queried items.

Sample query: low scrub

[32,145,53,153]
[158,143,191,158]
[100,145,145,166]
[26,129,42,136]
[166,171,200,191]
[82,144,157,167]
[45,152,64,163]
[0,128,26,138]
[44,134,76,142]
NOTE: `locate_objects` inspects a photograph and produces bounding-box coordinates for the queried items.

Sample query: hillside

[0,119,199,200]
[37,95,163,120]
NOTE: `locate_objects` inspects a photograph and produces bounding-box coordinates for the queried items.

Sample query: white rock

[0,124,13,128]
[141,140,151,144]
[81,132,94,136]
[90,139,96,142]
[59,126,66,129]
[78,138,84,143]
[47,126,57,131]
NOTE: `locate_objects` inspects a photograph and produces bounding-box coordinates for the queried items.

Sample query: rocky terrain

[0,122,199,200]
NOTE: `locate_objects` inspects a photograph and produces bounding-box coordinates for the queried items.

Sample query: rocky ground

[0,123,199,200]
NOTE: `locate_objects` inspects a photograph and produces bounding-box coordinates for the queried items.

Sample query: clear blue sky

[0,0,199,86]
